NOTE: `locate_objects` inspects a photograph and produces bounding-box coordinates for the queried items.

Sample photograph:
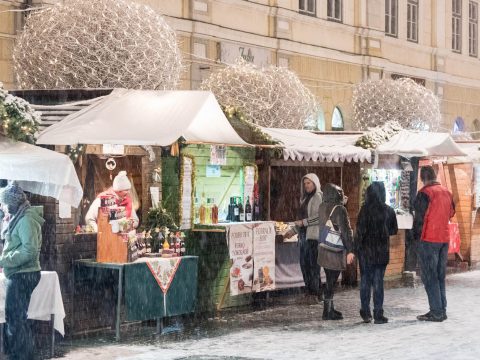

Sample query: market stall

[36,89,247,332]
[376,130,468,273]
[257,128,372,287]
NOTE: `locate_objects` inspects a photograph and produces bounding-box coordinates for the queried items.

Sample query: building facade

[2,0,480,132]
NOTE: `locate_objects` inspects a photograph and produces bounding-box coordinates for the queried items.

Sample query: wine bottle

[239,200,245,222]
[245,197,252,221]
[253,197,260,221]
[234,198,240,222]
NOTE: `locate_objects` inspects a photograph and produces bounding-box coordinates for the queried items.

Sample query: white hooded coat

[293,173,323,241]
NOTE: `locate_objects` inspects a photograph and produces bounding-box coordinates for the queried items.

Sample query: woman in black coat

[355,182,398,324]
[317,183,355,320]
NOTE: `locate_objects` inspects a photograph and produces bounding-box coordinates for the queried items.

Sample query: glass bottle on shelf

[180,237,186,256]
[233,197,240,222]
[239,199,245,222]
[245,196,252,221]
[253,196,260,221]
[205,198,212,225]
[211,199,218,224]
[199,193,206,224]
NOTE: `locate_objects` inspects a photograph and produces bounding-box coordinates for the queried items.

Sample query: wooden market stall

[35,89,248,336]
[376,130,469,274]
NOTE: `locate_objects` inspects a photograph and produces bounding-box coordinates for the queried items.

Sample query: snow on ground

[63,270,480,360]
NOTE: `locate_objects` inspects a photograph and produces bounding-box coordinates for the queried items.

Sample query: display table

[0,271,65,357]
[74,257,198,340]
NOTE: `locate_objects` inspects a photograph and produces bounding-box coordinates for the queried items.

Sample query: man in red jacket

[413,166,455,322]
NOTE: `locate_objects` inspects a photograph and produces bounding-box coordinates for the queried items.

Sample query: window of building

[385,0,398,36]
[327,0,342,22]
[470,1,478,56]
[453,116,466,132]
[407,0,419,42]
[331,107,344,131]
[299,0,316,15]
[453,0,462,52]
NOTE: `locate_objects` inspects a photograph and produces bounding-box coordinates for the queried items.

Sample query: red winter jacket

[413,183,455,243]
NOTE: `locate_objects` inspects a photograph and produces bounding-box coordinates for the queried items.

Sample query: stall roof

[36,89,248,146]
[376,130,467,158]
[260,128,372,163]
[0,135,83,207]
[448,142,480,163]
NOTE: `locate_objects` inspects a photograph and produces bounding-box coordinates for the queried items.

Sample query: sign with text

[252,222,276,292]
[180,157,193,230]
[220,42,271,68]
[228,224,254,296]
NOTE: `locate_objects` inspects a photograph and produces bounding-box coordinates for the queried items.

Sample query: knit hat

[0,182,27,207]
[112,171,131,191]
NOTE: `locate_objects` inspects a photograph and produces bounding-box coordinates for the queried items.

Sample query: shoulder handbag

[319,205,344,253]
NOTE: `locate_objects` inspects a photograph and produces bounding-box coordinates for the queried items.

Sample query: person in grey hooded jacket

[286,173,323,303]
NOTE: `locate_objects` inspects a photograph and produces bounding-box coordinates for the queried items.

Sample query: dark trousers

[4,271,40,360]
[299,239,321,295]
[359,259,387,313]
[324,269,341,300]
[418,241,448,317]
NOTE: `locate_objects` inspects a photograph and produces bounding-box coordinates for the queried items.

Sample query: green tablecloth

[124,256,198,321]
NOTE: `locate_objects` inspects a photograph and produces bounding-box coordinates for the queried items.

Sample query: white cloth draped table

[0,271,65,336]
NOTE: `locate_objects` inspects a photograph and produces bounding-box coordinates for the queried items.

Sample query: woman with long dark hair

[355,181,398,324]
[317,183,355,320]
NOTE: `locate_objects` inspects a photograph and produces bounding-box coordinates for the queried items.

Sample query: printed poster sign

[210,145,227,166]
[253,222,275,292]
[228,224,254,296]
[180,157,193,230]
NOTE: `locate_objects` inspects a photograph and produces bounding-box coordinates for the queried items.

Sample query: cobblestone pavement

[54,270,480,360]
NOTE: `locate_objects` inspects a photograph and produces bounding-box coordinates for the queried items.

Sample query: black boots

[416,311,445,322]
[360,309,372,323]
[373,309,388,324]
[322,300,343,320]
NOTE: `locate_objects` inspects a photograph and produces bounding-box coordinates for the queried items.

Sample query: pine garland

[355,121,403,150]
[0,82,41,144]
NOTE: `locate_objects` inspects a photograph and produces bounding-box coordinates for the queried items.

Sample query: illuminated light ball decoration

[201,60,320,129]
[352,78,441,131]
[13,0,182,90]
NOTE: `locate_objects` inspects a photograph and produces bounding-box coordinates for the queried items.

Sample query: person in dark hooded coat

[317,183,355,320]
[354,182,398,324]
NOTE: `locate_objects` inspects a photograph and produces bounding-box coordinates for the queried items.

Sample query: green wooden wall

[162,144,255,312]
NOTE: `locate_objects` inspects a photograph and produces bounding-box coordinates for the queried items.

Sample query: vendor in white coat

[85,171,139,232]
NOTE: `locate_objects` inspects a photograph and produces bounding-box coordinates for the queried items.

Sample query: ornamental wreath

[0,82,41,144]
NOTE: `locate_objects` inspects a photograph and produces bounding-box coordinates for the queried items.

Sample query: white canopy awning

[0,135,83,207]
[448,142,480,163]
[37,89,248,146]
[376,130,467,158]
[260,128,372,163]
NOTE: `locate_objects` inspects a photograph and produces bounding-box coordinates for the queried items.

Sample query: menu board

[228,224,254,296]
[252,222,276,292]
[180,157,193,230]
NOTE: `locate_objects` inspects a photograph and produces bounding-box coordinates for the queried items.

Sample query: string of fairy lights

[200,60,321,129]
[352,78,441,131]
[13,0,182,90]
[7,0,444,134]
